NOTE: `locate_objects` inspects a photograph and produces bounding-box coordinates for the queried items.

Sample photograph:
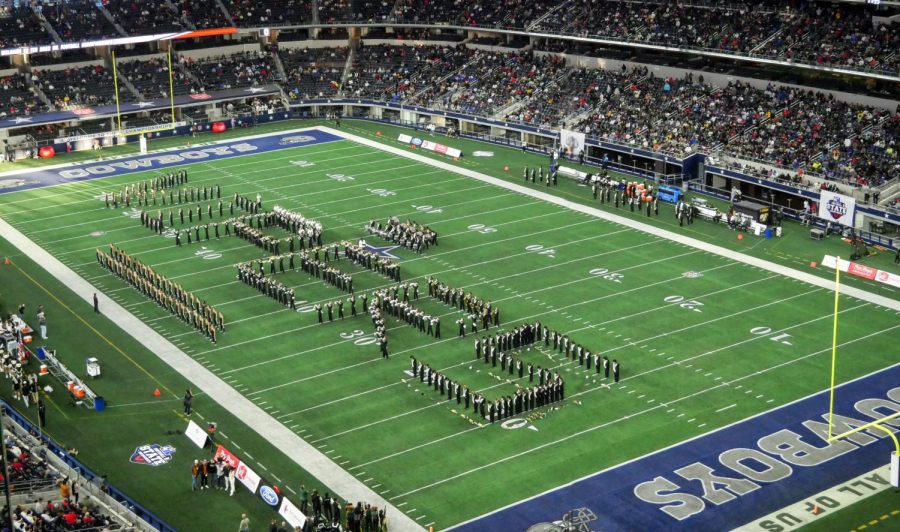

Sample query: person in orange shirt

[59,478,70,500]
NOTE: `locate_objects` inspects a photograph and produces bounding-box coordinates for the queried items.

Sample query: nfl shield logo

[130,444,176,466]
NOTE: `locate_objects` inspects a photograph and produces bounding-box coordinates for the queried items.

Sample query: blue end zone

[454,365,900,531]
[0,128,344,195]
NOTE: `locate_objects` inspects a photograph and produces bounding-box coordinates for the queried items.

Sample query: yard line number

[467,224,497,234]
[368,188,395,197]
[327,173,354,182]
[589,268,624,283]
[663,295,704,313]
[412,204,442,214]
[750,326,793,346]
[194,247,222,260]
[340,329,378,346]
[501,418,539,432]
[525,244,556,259]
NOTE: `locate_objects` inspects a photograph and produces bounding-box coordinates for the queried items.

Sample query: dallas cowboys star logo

[361,242,401,260]
[244,87,265,94]
[7,116,33,124]
[132,101,155,108]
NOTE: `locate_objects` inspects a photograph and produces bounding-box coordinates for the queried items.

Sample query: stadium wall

[278,39,351,51]
[176,43,266,61]
[29,59,105,72]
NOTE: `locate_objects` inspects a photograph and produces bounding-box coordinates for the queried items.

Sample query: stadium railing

[1,401,176,532]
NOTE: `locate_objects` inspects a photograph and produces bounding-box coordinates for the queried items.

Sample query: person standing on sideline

[38,400,46,428]
[93,293,100,314]
[238,513,250,532]
[613,359,620,383]
[192,460,200,491]
[183,389,193,415]
[37,307,47,340]
[226,464,236,496]
[300,485,309,514]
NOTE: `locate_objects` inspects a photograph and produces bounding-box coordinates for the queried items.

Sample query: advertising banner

[818,190,856,226]
[821,255,900,288]
[235,460,262,494]
[396,134,462,157]
[184,420,210,449]
[559,129,586,157]
[278,497,308,529]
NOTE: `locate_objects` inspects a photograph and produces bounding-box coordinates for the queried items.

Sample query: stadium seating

[280,46,348,99]
[0,73,47,118]
[118,58,197,98]
[3,434,58,489]
[534,1,899,77]
[31,65,128,110]
[392,0,557,28]
[0,0,894,188]
[317,0,395,24]
[410,50,567,117]
[344,44,470,101]
[755,3,899,75]
[41,1,121,41]
[226,0,312,26]
[178,51,278,92]
[173,0,233,29]
[105,0,187,34]
[0,4,52,49]
[3,432,125,530]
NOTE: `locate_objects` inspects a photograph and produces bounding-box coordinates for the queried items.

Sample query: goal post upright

[167,44,176,129]
[827,260,840,441]
[111,49,123,132]
[825,257,900,487]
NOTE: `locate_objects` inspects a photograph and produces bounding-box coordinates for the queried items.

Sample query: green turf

[805,488,900,531]
[0,120,897,530]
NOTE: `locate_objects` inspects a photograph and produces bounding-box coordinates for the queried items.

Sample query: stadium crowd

[0,73,45,118]
[32,65,124,110]
[0,0,896,76]
[2,39,896,190]
[0,3,50,49]
[280,46,348,100]
[178,51,278,92]
[0,430,125,531]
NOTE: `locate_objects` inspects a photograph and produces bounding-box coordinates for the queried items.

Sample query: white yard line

[0,207,423,532]
[399,326,900,504]
[323,126,900,312]
[0,141,372,207]
[347,301,873,474]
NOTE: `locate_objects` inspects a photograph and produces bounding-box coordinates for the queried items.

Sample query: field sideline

[0,121,897,531]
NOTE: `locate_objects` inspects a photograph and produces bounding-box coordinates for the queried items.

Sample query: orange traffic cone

[810,261,817,268]
[3,258,9,265]
[153,388,161,397]
[811,505,821,515]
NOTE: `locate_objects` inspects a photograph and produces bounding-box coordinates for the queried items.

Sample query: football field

[0,123,897,530]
